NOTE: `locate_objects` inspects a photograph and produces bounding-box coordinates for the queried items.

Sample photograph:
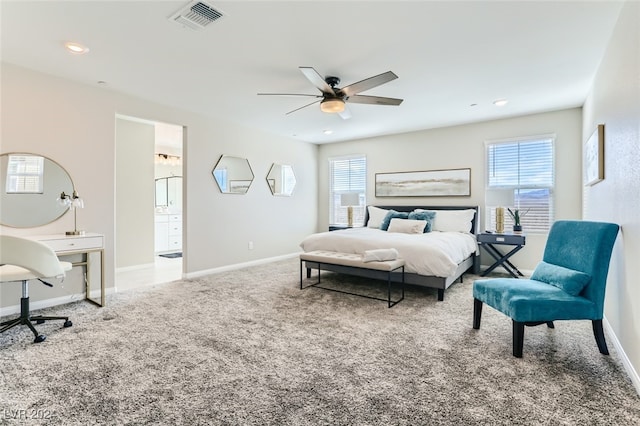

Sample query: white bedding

[300,228,478,278]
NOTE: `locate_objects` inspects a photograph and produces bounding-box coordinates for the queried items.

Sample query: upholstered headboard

[364,205,480,235]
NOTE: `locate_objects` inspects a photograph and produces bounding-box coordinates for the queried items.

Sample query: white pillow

[367,206,390,228]
[421,209,475,233]
[387,218,427,234]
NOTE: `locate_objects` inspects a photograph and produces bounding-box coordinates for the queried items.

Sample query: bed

[299,205,480,301]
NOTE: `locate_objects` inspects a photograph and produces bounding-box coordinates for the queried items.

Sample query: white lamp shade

[340,193,360,207]
[72,197,84,208]
[485,189,514,206]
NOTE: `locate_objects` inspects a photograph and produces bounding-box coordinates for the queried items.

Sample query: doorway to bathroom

[115,116,184,290]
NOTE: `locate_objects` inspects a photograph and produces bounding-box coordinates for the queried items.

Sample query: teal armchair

[473,220,619,358]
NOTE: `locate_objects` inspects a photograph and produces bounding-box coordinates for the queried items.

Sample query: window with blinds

[485,136,555,233]
[329,155,366,226]
[5,154,45,194]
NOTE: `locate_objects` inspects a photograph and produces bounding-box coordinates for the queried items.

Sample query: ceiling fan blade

[258,93,322,98]
[338,106,352,120]
[341,71,398,97]
[346,94,403,106]
[285,99,321,115]
[299,67,336,95]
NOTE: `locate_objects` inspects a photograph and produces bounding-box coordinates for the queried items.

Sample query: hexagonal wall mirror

[266,163,296,196]
[211,155,254,194]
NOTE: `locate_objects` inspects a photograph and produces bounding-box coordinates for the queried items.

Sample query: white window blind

[5,154,45,194]
[485,136,555,233]
[329,155,366,226]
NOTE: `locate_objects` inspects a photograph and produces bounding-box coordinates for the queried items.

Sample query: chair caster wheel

[36,319,45,324]
[34,335,46,343]
[63,320,72,328]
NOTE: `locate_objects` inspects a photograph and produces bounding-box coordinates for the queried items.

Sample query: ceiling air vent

[169,1,224,30]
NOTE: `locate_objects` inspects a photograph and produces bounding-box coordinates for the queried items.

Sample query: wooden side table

[477,232,526,278]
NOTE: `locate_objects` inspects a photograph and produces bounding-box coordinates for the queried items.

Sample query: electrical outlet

[248,241,254,250]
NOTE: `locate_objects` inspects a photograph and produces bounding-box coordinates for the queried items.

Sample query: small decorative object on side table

[477,232,526,278]
[507,208,529,233]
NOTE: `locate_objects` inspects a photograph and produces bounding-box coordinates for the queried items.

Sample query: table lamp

[58,190,85,235]
[340,192,360,228]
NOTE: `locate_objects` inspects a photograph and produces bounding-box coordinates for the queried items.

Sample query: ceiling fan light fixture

[320,98,345,113]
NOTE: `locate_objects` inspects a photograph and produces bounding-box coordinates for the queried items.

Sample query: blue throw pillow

[531,261,591,296]
[408,210,436,233]
[380,210,409,231]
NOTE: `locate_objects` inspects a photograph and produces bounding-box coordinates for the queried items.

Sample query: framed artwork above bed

[375,168,471,197]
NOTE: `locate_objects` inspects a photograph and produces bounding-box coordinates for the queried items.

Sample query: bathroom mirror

[0,152,74,228]
[212,155,254,194]
[155,176,182,210]
[266,163,296,196]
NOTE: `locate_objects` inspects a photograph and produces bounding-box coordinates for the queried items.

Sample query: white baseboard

[184,252,299,280]
[603,316,640,396]
[0,288,116,318]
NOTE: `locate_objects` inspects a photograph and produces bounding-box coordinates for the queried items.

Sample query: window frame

[5,154,45,194]
[484,134,556,234]
[328,154,367,226]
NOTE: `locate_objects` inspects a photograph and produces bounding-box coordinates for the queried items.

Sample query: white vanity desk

[27,233,105,307]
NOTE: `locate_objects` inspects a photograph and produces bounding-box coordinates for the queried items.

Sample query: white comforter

[300,228,478,278]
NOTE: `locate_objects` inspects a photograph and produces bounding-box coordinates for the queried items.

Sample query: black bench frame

[300,258,405,308]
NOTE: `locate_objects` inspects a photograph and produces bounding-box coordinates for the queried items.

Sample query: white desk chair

[0,235,73,343]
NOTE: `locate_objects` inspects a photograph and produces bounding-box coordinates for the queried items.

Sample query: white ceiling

[1,1,624,144]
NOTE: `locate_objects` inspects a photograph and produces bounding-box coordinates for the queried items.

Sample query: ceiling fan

[258,67,403,119]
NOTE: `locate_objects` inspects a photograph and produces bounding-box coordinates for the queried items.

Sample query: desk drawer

[40,236,104,253]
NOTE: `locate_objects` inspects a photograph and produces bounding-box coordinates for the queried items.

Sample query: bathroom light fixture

[57,190,85,235]
[155,153,181,166]
[64,42,89,55]
[320,98,345,113]
[493,98,508,107]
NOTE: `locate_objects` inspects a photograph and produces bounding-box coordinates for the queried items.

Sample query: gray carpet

[1,258,638,425]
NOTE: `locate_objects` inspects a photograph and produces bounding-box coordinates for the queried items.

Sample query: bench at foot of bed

[299,250,405,308]
[302,251,473,301]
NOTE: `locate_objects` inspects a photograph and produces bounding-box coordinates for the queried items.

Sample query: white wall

[317,108,583,271]
[0,63,318,309]
[155,163,182,179]
[582,0,640,391]
[115,118,156,268]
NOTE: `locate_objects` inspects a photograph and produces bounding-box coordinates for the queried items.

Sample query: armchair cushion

[473,278,598,323]
[530,261,591,296]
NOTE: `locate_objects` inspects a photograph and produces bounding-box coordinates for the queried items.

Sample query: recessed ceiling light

[64,42,90,54]
[493,98,508,107]
[323,130,333,135]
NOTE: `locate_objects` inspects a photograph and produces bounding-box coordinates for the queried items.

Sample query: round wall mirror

[0,152,74,228]
[211,155,254,194]
[266,163,296,196]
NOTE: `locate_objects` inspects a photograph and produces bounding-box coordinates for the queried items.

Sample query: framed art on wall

[584,124,604,186]
[375,168,471,197]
